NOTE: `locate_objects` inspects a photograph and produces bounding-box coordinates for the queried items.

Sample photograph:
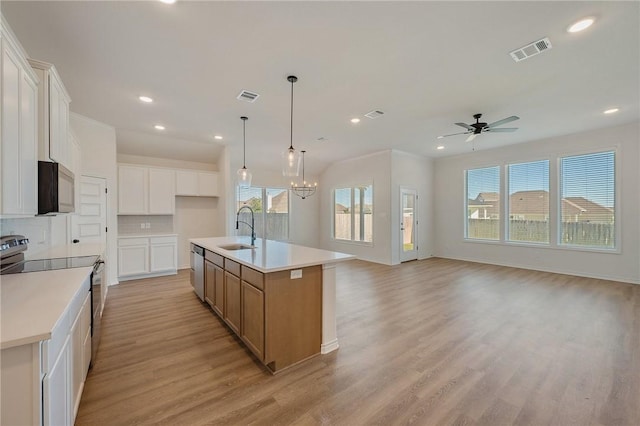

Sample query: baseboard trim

[118,270,177,282]
[321,339,339,354]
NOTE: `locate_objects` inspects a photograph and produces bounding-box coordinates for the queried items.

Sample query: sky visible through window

[335,186,373,206]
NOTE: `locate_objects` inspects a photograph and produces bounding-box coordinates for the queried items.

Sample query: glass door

[400,188,418,262]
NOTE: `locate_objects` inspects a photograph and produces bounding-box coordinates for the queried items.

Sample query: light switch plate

[290,269,302,279]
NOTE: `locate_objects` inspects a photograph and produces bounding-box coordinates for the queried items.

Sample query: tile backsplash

[0,215,69,256]
[118,215,174,235]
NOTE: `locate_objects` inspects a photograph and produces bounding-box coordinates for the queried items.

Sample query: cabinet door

[70,296,88,420]
[204,260,215,307]
[241,281,265,360]
[150,242,176,273]
[198,172,218,197]
[48,74,62,163]
[118,165,148,214]
[175,170,198,196]
[20,71,38,215]
[1,43,21,214]
[58,92,69,168]
[118,244,149,276]
[42,336,70,426]
[213,264,224,317]
[224,272,241,334]
[148,168,175,214]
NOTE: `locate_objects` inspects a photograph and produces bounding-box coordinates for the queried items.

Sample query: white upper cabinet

[148,167,175,214]
[28,58,72,170]
[176,170,219,197]
[1,18,39,216]
[118,164,176,215]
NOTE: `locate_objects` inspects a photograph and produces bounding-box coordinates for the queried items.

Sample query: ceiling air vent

[237,90,260,103]
[364,110,384,119]
[509,37,552,62]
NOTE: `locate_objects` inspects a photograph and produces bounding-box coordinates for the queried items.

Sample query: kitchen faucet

[236,205,256,246]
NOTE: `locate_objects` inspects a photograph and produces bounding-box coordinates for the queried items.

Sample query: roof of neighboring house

[335,203,348,212]
[510,190,548,215]
[563,197,614,217]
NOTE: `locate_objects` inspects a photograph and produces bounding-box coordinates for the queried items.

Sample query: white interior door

[71,176,107,245]
[400,188,418,262]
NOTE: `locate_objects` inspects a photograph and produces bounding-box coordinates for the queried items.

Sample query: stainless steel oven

[90,257,105,366]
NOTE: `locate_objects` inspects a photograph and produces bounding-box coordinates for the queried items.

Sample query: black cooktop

[0,255,99,275]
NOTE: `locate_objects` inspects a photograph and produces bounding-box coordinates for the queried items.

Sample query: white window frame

[332,184,374,245]
[236,185,290,242]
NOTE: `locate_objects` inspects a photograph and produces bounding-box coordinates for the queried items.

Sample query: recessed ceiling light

[437,145,445,150]
[154,125,165,130]
[214,135,223,140]
[350,118,360,124]
[568,17,594,33]
[603,108,619,114]
[159,0,176,4]
[139,96,153,103]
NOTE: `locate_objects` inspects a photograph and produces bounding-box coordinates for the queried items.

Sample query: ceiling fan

[438,113,520,142]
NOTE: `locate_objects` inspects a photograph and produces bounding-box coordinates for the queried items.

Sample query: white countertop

[190,237,355,273]
[118,234,178,239]
[1,267,92,349]
[26,243,105,261]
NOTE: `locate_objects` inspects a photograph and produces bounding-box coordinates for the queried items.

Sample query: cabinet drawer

[150,236,177,245]
[118,237,149,247]
[224,259,240,277]
[241,265,264,290]
[205,250,224,268]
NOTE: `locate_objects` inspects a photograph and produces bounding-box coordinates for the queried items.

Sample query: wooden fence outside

[467,219,615,247]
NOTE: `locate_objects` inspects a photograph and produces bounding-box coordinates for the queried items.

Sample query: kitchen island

[190,236,355,373]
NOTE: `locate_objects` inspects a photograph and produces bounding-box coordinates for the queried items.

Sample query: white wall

[390,150,435,264]
[0,215,68,256]
[70,112,119,286]
[434,122,640,284]
[320,150,393,264]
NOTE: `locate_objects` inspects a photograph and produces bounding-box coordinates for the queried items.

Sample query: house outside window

[333,185,373,243]
[559,151,615,248]
[236,186,289,241]
[507,160,550,243]
[466,166,500,240]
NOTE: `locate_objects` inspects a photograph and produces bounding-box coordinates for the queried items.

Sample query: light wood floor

[76,258,640,425]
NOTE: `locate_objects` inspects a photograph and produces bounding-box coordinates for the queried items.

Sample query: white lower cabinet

[0,277,91,426]
[118,235,177,280]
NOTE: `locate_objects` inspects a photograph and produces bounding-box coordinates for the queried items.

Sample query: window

[560,151,615,248]
[236,186,289,241]
[466,166,500,240]
[333,185,373,243]
[508,160,550,243]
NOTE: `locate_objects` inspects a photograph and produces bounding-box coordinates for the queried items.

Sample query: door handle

[73,239,80,243]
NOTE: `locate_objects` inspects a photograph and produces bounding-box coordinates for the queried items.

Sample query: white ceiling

[2,1,638,176]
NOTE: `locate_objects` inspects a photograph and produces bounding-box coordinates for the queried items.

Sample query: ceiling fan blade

[487,115,519,128]
[455,122,474,131]
[484,127,518,133]
[437,131,471,139]
[466,133,477,142]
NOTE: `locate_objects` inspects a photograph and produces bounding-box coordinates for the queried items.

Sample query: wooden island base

[204,249,322,373]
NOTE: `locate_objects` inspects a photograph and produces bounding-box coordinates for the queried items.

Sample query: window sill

[463,238,620,254]
[331,238,374,247]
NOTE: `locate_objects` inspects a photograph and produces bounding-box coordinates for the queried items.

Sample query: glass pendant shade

[237,166,252,188]
[237,116,252,188]
[282,147,301,177]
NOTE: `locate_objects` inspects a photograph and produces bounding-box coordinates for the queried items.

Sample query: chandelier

[291,150,317,199]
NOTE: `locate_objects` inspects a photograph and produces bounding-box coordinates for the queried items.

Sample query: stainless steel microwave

[38,161,74,214]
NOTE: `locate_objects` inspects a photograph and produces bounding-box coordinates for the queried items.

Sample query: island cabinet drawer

[241,265,264,290]
[224,259,241,277]
[205,250,224,268]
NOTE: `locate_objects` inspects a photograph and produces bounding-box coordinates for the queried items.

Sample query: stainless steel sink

[218,243,256,251]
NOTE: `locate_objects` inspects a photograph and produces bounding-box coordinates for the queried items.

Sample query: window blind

[466,166,500,240]
[508,160,550,243]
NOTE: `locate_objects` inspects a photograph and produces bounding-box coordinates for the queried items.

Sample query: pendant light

[291,150,317,199]
[237,116,252,188]
[282,75,302,177]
